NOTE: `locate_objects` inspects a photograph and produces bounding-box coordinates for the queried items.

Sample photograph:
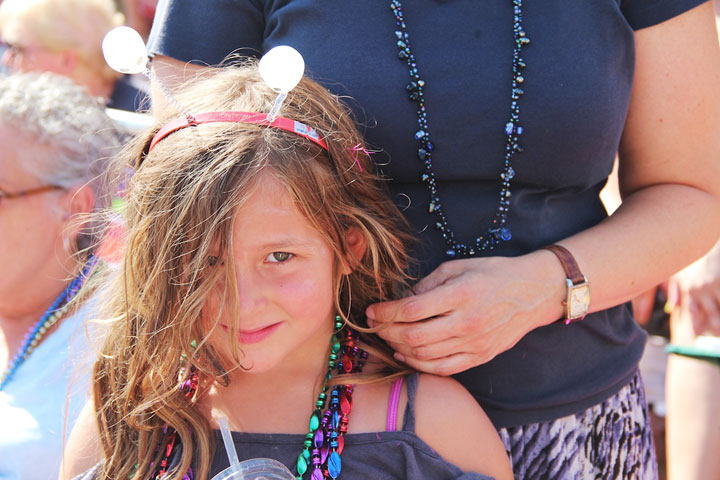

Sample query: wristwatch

[540,245,590,324]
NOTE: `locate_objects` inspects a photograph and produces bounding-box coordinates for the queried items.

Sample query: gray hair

[0,72,125,190]
[0,72,126,251]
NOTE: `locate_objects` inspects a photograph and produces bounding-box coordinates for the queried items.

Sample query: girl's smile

[219,322,283,344]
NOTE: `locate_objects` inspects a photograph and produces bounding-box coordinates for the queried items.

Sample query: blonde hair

[93,62,415,479]
[0,0,123,82]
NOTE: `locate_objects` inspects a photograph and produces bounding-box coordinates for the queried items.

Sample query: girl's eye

[265,252,294,263]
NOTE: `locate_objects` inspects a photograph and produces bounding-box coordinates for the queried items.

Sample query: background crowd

[0,0,719,479]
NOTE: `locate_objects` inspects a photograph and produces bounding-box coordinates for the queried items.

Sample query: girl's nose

[235,272,267,315]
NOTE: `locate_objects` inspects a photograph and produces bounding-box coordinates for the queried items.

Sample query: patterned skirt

[497,371,657,480]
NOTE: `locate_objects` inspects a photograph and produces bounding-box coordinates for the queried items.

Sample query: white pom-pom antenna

[102,26,149,74]
[258,45,305,93]
[259,46,305,122]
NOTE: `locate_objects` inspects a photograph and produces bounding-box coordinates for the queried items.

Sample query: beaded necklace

[296,317,366,480]
[152,318,365,480]
[390,0,529,258]
[0,254,97,390]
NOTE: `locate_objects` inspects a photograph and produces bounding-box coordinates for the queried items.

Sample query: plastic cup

[210,457,296,480]
[213,416,294,480]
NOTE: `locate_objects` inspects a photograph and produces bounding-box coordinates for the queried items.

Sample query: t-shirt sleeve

[621,0,708,30]
[147,0,265,65]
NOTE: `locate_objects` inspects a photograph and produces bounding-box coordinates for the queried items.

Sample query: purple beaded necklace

[390,0,530,258]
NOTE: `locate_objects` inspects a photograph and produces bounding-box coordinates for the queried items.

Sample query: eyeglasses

[0,40,20,58]
[0,185,64,205]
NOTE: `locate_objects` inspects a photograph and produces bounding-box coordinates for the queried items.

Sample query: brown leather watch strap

[540,245,585,285]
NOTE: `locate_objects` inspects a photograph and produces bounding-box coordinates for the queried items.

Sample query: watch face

[568,283,590,319]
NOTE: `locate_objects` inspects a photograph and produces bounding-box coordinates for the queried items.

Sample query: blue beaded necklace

[0,254,97,390]
[391,0,529,258]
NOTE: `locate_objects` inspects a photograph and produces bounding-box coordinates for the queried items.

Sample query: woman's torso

[147,0,702,426]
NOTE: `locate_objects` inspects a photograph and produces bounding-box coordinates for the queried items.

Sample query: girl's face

[204,172,339,375]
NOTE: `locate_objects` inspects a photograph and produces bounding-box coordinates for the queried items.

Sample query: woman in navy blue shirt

[145,1,720,477]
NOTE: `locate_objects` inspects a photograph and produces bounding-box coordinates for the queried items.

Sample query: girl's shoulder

[412,373,513,480]
[349,373,511,479]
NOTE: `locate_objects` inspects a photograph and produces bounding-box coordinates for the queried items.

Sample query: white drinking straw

[218,416,241,468]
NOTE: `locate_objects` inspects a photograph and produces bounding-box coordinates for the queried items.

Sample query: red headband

[148,111,329,153]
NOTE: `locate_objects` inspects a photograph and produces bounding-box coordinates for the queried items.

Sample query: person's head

[0,72,123,304]
[94,62,414,479]
[0,0,123,96]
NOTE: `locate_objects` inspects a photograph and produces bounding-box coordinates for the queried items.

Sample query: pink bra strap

[386,377,405,432]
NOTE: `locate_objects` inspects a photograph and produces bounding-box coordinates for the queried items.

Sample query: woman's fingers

[398,352,479,377]
[692,287,715,334]
[412,260,460,295]
[407,335,468,361]
[366,283,457,326]
[378,313,459,348]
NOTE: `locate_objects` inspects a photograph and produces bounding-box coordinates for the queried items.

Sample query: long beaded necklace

[390,0,530,258]
[296,317,366,480]
[0,254,97,390]
[153,318,365,480]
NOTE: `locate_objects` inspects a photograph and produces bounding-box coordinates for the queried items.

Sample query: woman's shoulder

[68,463,101,480]
[413,373,513,480]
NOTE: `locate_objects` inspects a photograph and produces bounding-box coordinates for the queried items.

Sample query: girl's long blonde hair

[94,62,415,479]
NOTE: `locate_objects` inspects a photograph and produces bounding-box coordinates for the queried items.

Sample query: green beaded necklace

[296,316,367,479]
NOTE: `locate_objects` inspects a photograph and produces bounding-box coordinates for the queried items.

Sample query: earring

[178,339,200,400]
[62,235,71,254]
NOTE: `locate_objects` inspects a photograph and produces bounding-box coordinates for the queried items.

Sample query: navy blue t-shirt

[108,74,149,112]
[148,0,706,428]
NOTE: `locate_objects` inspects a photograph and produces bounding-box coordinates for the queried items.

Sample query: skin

[0,29,113,99]
[665,308,720,480]
[150,3,720,377]
[59,173,512,479]
[666,243,720,336]
[121,0,158,40]
[0,125,94,375]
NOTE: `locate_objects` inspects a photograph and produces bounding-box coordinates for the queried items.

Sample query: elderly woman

[0,0,147,112]
[0,73,124,479]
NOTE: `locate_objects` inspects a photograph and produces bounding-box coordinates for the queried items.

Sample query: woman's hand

[667,240,720,337]
[366,253,565,376]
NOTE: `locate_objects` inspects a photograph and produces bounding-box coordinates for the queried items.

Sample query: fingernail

[367,317,375,328]
[394,352,405,363]
[366,307,375,320]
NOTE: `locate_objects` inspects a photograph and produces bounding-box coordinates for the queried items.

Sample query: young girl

[61,62,511,480]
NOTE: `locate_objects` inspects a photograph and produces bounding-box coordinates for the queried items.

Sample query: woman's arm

[368,1,720,375]
[59,400,103,480]
[414,374,513,479]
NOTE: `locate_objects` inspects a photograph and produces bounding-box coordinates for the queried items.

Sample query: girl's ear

[340,227,367,274]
